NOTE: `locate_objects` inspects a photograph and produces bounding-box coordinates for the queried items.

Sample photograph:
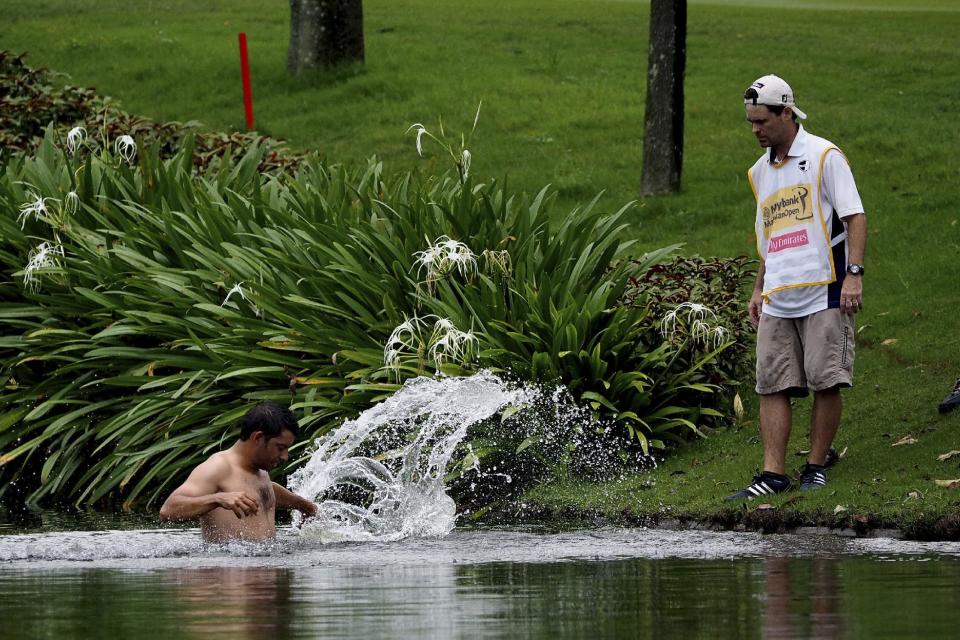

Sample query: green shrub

[622,255,756,418]
[0,129,744,508]
[0,51,301,174]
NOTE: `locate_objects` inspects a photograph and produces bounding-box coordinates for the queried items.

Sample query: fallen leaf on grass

[755,503,775,511]
[934,479,960,489]
[838,446,848,459]
[905,491,922,501]
[937,450,960,462]
[733,393,744,420]
[892,435,917,447]
[833,505,848,514]
[881,338,899,346]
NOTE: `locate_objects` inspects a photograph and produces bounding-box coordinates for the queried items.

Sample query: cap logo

[782,94,789,103]
[752,81,765,89]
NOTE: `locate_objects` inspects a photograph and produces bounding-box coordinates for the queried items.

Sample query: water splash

[288,371,536,543]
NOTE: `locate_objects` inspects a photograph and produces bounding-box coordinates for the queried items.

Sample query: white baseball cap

[744,74,807,120]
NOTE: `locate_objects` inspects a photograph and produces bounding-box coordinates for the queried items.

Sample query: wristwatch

[846,263,865,276]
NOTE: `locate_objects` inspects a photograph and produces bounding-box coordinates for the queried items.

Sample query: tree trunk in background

[288,0,364,74]
[640,0,686,196]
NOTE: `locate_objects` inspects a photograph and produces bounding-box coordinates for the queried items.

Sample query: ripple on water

[2,526,960,571]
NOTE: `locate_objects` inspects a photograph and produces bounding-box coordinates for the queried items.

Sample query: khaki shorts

[756,309,855,396]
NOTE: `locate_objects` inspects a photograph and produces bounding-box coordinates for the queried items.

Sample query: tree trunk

[288,0,364,74]
[640,0,686,196]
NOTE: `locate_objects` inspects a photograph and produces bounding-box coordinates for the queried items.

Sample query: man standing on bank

[160,402,318,541]
[727,75,867,501]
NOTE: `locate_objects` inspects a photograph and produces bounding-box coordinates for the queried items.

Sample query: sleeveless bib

[748,131,843,300]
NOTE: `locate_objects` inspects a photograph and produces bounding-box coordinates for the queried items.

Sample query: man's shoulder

[804,130,842,155]
[194,451,235,478]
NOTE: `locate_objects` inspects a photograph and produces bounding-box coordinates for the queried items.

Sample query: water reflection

[456,559,767,638]
[2,527,960,640]
[157,563,513,640]
[762,556,843,640]
[291,564,509,639]
[166,567,294,639]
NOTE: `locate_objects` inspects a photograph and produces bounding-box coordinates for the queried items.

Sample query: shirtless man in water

[159,402,318,542]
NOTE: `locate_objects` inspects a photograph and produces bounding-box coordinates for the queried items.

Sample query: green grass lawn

[2,0,959,529]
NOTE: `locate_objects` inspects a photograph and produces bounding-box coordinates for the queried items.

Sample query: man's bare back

[159,403,317,542]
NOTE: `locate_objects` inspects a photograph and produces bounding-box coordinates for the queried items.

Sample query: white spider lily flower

[659,307,680,337]
[23,241,64,291]
[413,236,478,292]
[405,123,428,157]
[415,244,442,270]
[659,301,719,338]
[446,250,475,279]
[383,346,401,371]
[428,320,478,368]
[460,149,471,179]
[64,191,80,215]
[383,315,477,373]
[114,135,137,164]
[689,319,713,344]
[221,282,246,307]
[383,316,429,371]
[18,194,48,228]
[660,301,729,349]
[683,302,712,322]
[433,317,456,333]
[66,127,86,155]
[708,325,730,350]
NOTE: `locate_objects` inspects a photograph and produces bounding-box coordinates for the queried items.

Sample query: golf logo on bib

[761,184,813,239]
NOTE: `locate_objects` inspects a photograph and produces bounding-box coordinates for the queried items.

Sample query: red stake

[238,32,254,130]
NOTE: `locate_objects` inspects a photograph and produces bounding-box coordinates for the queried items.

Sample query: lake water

[1,520,959,640]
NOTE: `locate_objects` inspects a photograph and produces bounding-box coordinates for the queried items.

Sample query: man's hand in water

[272,482,318,527]
[295,501,320,529]
[216,492,259,519]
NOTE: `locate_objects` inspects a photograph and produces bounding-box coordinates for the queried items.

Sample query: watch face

[848,264,863,275]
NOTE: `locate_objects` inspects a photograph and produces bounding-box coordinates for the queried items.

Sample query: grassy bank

[524,389,960,539]
[2,0,959,532]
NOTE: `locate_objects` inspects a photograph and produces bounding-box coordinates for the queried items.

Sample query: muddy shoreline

[486,503,960,541]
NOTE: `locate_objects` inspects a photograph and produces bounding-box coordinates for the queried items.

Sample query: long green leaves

[0,130,743,508]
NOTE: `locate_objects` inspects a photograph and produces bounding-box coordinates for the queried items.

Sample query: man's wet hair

[239,402,299,441]
[743,88,795,121]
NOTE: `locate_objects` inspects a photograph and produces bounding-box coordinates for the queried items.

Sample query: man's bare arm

[748,258,766,327]
[273,482,318,517]
[159,457,259,521]
[840,213,866,315]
